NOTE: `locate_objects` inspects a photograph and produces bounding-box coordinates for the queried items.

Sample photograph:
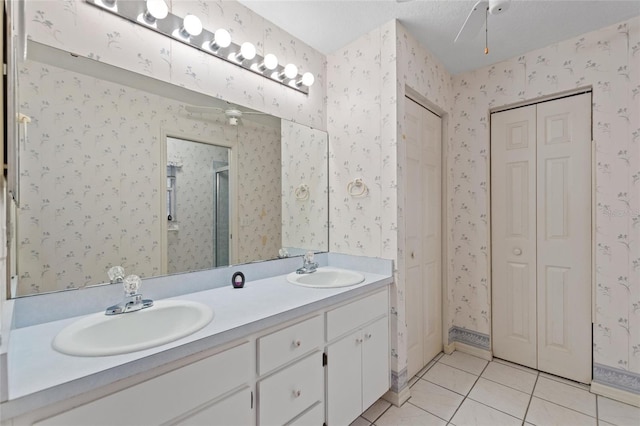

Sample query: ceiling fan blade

[454,0,488,43]
[184,105,224,114]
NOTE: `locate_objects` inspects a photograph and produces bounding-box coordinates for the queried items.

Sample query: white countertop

[3,266,392,419]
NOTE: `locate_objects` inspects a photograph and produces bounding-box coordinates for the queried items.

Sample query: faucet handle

[108,266,125,283]
[123,274,141,296]
[304,251,315,263]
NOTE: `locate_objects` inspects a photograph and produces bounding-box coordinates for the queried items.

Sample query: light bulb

[214,28,231,48]
[240,42,256,60]
[284,64,298,79]
[146,0,168,20]
[263,53,278,70]
[301,72,315,87]
[182,14,202,37]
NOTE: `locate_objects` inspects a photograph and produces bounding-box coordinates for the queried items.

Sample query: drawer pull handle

[293,389,302,398]
[293,340,302,347]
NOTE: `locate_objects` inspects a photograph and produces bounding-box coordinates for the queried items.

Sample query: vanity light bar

[85,0,313,95]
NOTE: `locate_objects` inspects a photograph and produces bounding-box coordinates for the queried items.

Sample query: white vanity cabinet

[33,342,252,426]
[326,291,390,426]
[257,315,325,426]
[6,281,392,426]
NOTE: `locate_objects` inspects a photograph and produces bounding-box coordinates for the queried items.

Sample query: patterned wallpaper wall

[24,0,326,131]
[329,17,640,396]
[281,121,329,253]
[450,18,640,392]
[236,120,282,264]
[327,20,454,394]
[17,59,282,295]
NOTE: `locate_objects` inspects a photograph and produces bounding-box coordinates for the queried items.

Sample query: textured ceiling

[238,0,640,75]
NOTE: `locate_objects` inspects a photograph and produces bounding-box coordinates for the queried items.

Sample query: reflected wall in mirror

[12,42,327,297]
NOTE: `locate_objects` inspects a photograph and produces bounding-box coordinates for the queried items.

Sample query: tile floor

[352,351,640,426]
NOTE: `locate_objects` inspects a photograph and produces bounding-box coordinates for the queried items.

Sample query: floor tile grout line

[538,371,591,391]
[480,373,537,396]
[432,358,487,377]
[596,395,599,426]
[445,357,491,423]
[368,402,392,425]
[406,400,454,424]
[466,391,530,422]
[522,371,540,424]
[530,393,599,420]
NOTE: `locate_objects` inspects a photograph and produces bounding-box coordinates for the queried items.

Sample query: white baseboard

[452,342,493,361]
[444,342,455,355]
[591,381,640,408]
[382,385,411,407]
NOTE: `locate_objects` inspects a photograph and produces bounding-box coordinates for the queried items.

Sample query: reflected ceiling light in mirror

[205,28,231,52]
[85,0,313,94]
[174,14,202,40]
[138,0,168,27]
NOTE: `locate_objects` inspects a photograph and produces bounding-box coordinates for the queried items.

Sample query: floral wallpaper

[327,20,454,395]
[236,120,282,264]
[450,18,640,392]
[24,0,326,131]
[17,59,282,295]
[166,137,229,274]
[329,17,640,397]
[281,120,329,254]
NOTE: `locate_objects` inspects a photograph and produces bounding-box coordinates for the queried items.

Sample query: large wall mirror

[9,41,329,298]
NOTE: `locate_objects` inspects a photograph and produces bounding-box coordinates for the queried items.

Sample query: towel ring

[347,178,368,197]
[294,184,310,201]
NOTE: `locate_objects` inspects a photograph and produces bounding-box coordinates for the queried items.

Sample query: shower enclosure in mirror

[8,41,328,297]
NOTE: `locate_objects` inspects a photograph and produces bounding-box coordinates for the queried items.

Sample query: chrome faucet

[105,267,153,315]
[296,251,319,274]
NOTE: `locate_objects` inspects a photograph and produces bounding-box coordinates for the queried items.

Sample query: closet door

[491,93,591,383]
[536,93,591,383]
[491,105,538,369]
[405,98,442,378]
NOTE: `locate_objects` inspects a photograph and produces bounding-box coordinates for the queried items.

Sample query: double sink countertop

[1,253,393,420]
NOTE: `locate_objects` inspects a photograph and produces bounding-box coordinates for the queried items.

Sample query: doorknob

[513,248,522,256]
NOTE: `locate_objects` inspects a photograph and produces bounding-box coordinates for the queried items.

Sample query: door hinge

[250,390,253,409]
[322,352,327,366]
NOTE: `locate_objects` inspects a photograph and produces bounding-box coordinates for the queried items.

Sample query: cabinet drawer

[35,342,251,426]
[287,402,324,426]
[258,352,323,426]
[258,315,323,375]
[174,387,252,426]
[326,290,387,341]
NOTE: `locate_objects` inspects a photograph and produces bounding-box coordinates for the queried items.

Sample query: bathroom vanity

[0,254,393,426]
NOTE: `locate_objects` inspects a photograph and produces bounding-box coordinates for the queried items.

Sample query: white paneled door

[491,93,592,384]
[405,97,442,379]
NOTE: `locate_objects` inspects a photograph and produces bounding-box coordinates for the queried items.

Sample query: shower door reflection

[214,165,230,267]
[166,136,232,274]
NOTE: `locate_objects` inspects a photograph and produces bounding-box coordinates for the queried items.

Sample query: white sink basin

[286,267,365,288]
[53,300,214,357]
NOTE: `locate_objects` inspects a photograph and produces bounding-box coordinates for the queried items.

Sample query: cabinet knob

[293,339,302,348]
[356,337,363,344]
[411,252,415,259]
[365,333,372,340]
[293,389,302,398]
[513,248,522,256]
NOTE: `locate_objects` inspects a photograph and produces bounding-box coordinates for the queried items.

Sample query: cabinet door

[326,331,362,426]
[362,316,389,409]
[175,387,252,426]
